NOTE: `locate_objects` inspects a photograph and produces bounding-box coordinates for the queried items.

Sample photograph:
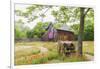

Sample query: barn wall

[57,31,74,41]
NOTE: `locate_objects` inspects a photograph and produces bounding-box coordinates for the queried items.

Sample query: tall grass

[83,41,94,56]
[15,41,94,65]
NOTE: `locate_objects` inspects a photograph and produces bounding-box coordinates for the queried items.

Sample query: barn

[41,23,74,41]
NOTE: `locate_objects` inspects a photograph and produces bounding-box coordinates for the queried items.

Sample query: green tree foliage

[83,22,94,41]
[26,22,49,38]
[15,27,27,39]
[71,9,94,41]
[84,9,94,41]
[71,23,94,41]
[32,22,46,38]
[15,19,30,39]
[15,5,52,23]
[26,30,34,38]
[51,6,80,23]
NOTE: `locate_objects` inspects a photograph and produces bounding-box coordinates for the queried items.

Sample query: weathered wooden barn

[41,23,74,41]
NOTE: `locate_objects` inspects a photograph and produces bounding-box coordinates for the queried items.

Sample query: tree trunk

[77,8,85,56]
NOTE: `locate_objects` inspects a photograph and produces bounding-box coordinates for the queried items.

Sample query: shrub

[47,51,59,60]
[32,57,48,64]
[32,49,40,54]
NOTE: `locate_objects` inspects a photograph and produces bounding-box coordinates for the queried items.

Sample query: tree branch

[39,7,51,21]
[84,8,91,16]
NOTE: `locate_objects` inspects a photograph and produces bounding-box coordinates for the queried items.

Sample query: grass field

[15,41,94,65]
[83,41,94,56]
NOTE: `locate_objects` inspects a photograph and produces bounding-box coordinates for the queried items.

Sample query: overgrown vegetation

[15,41,93,65]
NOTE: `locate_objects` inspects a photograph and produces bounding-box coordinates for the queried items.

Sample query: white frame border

[11,0,96,69]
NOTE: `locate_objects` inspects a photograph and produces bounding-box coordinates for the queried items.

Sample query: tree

[26,22,49,38]
[71,23,94,41]
[83,22,94,41]
[71,9,94,41]
[33,22,49,38]
[51,6,80,24]
[15,19,28,39]
[78,8,90,56]
[15,5,52,23]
